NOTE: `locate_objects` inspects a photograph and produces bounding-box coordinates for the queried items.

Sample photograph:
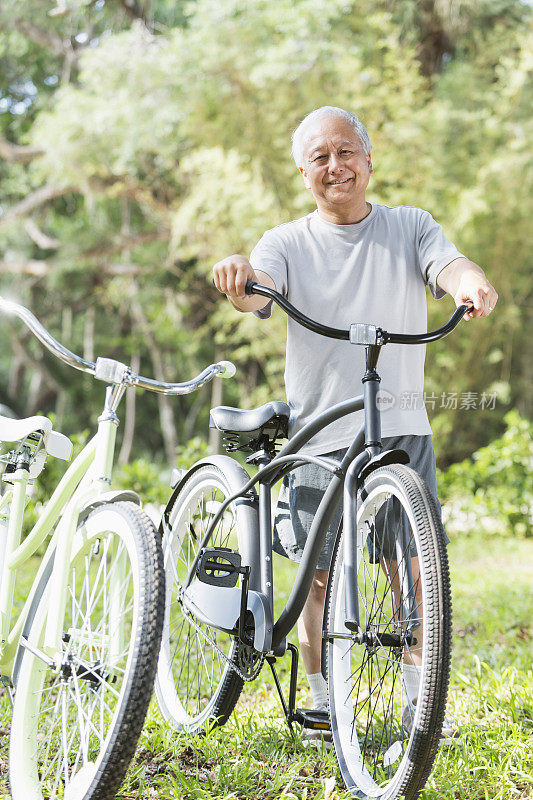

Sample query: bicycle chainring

[184,608,264,682]
[233,639,264,681]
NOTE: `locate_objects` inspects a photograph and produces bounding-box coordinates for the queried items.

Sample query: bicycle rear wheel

[10,501,165,800]
[155,465,246,733]
[326,464,451,800]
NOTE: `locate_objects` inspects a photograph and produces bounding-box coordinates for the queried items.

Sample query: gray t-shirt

[250,204,463,455]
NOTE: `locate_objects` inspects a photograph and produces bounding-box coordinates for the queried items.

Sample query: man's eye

[313,154,327,162]
[340,150,352,156]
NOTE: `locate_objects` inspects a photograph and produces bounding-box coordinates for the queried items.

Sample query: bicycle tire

[10,500,165,800]
[326,464,451,800]
[155,465,244,732]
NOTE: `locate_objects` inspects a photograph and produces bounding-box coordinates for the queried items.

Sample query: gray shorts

[273,434,447,571]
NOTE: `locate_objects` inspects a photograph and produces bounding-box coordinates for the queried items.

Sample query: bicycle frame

[261,351,396,647]
[0,293,235,688]
[0,384,126,681]
[171,348,395,655]
[173,287,469,657]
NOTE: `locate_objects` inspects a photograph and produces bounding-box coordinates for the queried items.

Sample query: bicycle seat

[210,401,290,436]
[0,414,72,460]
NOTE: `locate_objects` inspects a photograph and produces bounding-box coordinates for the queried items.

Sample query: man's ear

[299,166,312,190]
[367,154,373,174]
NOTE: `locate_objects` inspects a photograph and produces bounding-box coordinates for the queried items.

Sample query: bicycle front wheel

[326,464,451,800]
[10,501,165,800]
[155,464,247,733]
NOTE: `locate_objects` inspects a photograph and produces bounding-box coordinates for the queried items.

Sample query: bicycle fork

[342,344,383,632]
[340,345,418,637]
[44,389,123,662]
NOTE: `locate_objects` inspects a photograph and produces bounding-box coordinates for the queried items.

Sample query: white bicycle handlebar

[0,296,236,394]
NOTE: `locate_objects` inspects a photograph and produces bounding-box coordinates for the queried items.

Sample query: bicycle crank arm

[19,636,55,668]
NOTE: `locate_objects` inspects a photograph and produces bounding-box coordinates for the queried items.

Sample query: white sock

[402,663,420,707]
[307,672,328,710]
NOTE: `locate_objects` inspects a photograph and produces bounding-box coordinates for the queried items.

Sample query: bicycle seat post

[254,450,275,620]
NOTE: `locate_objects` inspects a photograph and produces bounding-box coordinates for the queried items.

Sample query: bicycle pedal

[292,708,331,730]
[196,547,243,588]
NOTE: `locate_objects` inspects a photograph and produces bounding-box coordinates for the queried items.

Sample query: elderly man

[213,106,497,734]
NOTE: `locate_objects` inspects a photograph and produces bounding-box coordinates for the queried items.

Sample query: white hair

[291,106,372,169]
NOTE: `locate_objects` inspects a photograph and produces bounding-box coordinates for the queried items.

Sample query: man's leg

[298,568,329,709]
[383,556,423,668]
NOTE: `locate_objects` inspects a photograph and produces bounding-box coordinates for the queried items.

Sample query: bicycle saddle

[0,414,72,460]
[209,401,290,436]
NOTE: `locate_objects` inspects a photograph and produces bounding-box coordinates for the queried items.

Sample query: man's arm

[436,257,498,320]
[213,254,276,312]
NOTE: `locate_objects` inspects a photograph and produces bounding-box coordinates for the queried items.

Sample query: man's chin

[325,188,357,203]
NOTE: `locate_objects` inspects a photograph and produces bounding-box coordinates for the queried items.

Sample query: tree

[0,0,530,466]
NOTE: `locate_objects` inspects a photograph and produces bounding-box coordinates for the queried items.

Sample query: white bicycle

[0,295,234,800]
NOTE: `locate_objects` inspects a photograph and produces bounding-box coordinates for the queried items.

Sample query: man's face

[299,117,372,213]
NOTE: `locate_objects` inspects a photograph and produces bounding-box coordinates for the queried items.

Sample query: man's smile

[327,177,353,185]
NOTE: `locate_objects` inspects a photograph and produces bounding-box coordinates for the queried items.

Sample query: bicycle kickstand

[266,643,330,735]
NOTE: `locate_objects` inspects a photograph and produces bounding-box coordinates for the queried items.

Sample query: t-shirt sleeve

[249,228,288,319]
[416,210,465,300]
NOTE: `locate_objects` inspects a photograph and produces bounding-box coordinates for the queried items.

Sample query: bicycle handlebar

[245,280,472,345]
[0,296,236,394]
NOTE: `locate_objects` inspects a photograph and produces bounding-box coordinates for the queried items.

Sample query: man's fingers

[459,289,497,319]
[213,256,254,300]
[486,292,498,315]
[235,270,253,298]
[214,265,238,297]
[470,291,485,316]
[235,276,246,297]
[476,294,496,317]
[213,264,228,294]
[230,269,251,298]
[217,274,228,295]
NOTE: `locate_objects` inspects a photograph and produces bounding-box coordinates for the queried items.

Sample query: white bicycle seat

[0,414,72,461]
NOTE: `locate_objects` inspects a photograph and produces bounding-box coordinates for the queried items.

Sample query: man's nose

[328,154,343,172]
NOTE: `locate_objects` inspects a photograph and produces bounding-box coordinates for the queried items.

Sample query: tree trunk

[54,307,72,428]
[118,351,140,466]
[55,390,67,429]
[84,305,95,363]
[208,349,223,454]
[6,324,62,416]
[183,394,204,442]
[130,297,178,463]
[8,354,24,409]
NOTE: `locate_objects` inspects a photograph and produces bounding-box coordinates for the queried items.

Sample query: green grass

[1,532,532,799]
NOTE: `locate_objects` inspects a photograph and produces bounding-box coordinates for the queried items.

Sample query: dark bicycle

[155,281,469,800]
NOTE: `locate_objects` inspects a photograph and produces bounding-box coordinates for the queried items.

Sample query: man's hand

[436,257,498,320]
[213,255,275,312]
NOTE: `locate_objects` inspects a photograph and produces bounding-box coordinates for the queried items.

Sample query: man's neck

[317,200,372,225]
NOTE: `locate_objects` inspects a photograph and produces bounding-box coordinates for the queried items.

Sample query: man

[213,106,498,735]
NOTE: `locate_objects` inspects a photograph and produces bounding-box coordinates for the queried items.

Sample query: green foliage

[3,533,531,799]
[113,437,211,507]
[114,457,170,507]
[438,411,533,537]
[175,436,210,469]
[0,0,530,466]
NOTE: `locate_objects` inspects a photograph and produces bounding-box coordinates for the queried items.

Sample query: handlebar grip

[216,360,237,378]
[245,279,257,295]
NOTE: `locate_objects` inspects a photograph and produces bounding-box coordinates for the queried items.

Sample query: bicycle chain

[183,607,264,682]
